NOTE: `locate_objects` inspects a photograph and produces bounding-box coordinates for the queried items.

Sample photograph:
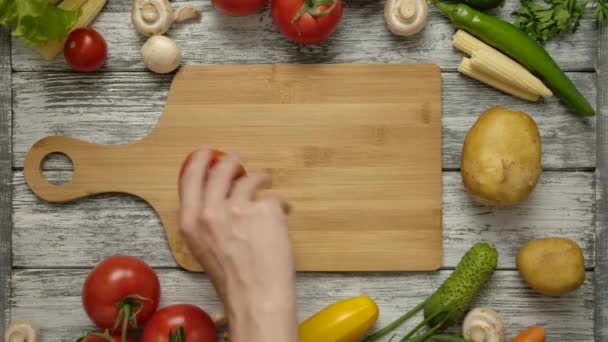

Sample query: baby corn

[471,48,553,98]
[454,29,552,99]
[458,58,540,102]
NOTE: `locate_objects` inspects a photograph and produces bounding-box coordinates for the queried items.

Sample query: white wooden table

[1,0,607,340]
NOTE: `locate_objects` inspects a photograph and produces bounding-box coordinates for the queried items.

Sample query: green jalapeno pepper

[434,1,595,117]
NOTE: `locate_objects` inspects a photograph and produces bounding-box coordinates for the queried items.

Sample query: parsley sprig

[513,0,607,44]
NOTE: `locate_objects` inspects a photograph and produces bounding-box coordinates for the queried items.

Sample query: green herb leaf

[0,0,80,47]
[513,0,589,44]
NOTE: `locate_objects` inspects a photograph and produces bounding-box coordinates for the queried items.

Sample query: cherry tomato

[79,331,136,342]
[272,0,343,44]
[179,150,247,181]
[212,0,268,16]
[82,256,160,335]
[64,28,108,72]
[142,304,216,342]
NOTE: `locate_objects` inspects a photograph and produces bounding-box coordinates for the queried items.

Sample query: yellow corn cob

[471,48,553,98]
[38,0,107,60]
[453,29,485,56]
[458,58,540,102]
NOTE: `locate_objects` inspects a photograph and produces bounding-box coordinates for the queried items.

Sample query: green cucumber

[362,243,498,342]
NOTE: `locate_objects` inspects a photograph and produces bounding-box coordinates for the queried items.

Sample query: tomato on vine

[272,0,343,44]
[82,256,161,342]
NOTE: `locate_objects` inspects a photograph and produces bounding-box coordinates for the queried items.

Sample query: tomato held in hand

[64,28,108,72]
[213,0,268,16]
[78,330,136,342]
[272,0,343,44]
[142,304,217,342]
[82,256,160,337]
[179,150,247,181]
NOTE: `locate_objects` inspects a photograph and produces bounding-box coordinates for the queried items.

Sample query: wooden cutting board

[24,64,443,272]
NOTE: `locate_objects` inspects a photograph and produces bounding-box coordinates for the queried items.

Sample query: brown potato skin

[461,106,541,207]
[517,238,586,296]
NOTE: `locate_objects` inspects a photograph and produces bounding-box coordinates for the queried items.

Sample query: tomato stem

[111,294,150,342]
[291,0,339,29]
[168,326,186,342]
[121,304,131,342]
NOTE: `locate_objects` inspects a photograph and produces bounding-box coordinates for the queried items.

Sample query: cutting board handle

[24,136,108,203]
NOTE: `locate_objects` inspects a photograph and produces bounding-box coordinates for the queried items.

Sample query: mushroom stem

[384,0,429,36]
[398,0,416,20]
[131,0,174,36]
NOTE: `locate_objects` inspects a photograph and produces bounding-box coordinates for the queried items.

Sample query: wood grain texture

[10,0,598,72]
[0,26,11,329]
[12,170,595,269]
[10,269,594,341]
[22,64,443,272]
[595,23,608,341]
[12,72,596,170]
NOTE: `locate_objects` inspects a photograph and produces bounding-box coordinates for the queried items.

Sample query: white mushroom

[3,320,40,342]
[131,0,174,36]
[462,307,504,342]
[384,0,429,36]
[141,35,182,74]
[174,4,202,23]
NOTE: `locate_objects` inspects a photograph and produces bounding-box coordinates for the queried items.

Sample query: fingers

[231,173,272,203]
[205,154,243,204]
[259,194,292,215]
[180,146,213,217]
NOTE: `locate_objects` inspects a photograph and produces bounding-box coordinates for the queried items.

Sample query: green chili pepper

[463,0,503,10]
[433,1,595,117]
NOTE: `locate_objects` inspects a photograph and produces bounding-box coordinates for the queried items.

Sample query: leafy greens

[513,0,607,44]
[0,0,80,47]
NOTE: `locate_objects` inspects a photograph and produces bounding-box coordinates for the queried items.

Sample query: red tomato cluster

[80,255,217,342]
[212,0,343,44]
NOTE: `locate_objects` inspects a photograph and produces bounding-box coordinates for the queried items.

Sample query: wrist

[228,294,298,342]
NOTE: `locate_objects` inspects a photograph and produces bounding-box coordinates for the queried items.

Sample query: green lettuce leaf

[0,0,80,47]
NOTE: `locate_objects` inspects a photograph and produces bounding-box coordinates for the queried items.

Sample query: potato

[461,106,541,207]
[517,237,585,296]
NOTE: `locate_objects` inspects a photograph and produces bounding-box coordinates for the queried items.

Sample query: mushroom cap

[131,0,174,36]
[3,320,41,342]
[141,35,182,74]
[384,0,429,36]
[462,307,505,342]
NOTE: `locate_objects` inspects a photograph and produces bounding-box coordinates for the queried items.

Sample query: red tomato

[79,331,136,342]
[179,150,247,181]
[82,256,160,333]
[212,0,268,16]
[142,304,216,342]
[272,0,343,44]
[64,28,108,72]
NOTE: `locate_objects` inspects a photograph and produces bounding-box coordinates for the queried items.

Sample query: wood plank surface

[595,23,608,341]
[10,269,594,341]
[11,0,598,72]
[12,72,596,170]
[0,26,11,329]
[12,170,595,269]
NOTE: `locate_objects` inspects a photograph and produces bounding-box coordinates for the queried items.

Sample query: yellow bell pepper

[299,295,379,342]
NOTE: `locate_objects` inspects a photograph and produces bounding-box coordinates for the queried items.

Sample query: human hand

[179,146,298,342]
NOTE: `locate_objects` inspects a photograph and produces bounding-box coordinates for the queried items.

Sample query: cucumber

[362,243,498,342]
[424,242,498,327]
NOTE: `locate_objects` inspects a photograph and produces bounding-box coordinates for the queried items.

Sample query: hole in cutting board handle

[41,152,74,186]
